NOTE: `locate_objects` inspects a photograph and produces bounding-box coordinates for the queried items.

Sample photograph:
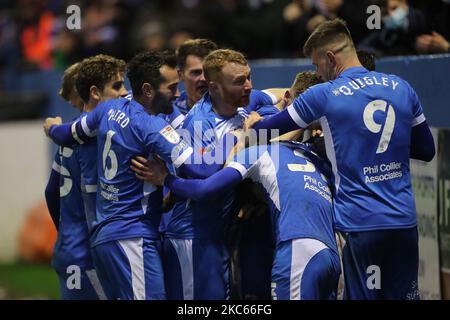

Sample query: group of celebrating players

[43,18,435,300]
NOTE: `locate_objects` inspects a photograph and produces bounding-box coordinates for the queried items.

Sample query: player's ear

[326,51,336,67]
[90,85,101,101]
[284,90,291,100]
[141,83,155,99]
[209,80,218,93]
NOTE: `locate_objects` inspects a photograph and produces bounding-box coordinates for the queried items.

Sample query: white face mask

[383,7,409,30]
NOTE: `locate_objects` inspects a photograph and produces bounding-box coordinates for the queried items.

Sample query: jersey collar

[338,66,368,78]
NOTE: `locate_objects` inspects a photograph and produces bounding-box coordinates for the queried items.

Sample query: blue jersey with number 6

[71,98,193,247]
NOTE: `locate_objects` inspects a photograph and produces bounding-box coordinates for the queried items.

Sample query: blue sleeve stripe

[287,104,309,128]
[412,114,426,127]
[227,162,247,178]
[71,121,85,144]
[173,146,193,168]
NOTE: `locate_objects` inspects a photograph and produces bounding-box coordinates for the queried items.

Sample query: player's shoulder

[103,97,128,108]
[249,89,268,100]
[297,82,331,102]
[234,143,270,166]
[137,109,168,130]
[190,94,212,115]
[370,70,409,85]
[93,97,129,118]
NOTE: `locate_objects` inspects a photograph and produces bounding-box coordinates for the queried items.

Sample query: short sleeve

[288,84,328,127]
[248,89,277,109]
[142,116,193,168]
[255,104,280,117]
[408,82,426,127]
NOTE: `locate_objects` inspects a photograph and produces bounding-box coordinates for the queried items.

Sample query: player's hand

[244,111,263,130]
[130,155,168,186]
[43,117,62,136]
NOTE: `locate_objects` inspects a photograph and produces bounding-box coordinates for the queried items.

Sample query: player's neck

[337,57,363,77]
[83,101,97,112]
[134,96,156,114]
[187,96,197,109]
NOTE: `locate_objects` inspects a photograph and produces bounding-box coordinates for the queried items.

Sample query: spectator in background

[358,0,429,56]
[415,0,450,56]
[128,1,169,55]
[137,20,167,52]
[281,0,368,57]
[53,29,83,70]
[82,0,128,58]
[0,6,20,70]
[415,31,449,54]
[281,0,312,57]
[410,0,450,51]
[19,0,57,70]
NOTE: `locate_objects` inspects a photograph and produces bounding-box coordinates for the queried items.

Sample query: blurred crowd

[0,0,449,73]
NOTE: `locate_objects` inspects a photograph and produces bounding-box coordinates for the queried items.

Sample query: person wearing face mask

[358,0,429,56]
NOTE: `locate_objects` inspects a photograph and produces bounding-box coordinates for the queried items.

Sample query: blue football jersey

[238,89,280,119]
[227,142,337,251]
[175,89,278,117]
[51,142,94,270]
[173,91,190,115]
[287,66,425,232]
[77,132,98,233]
[73,98,193,246]
[159,105,185,130]
[249,89,279,107]
[165,93,241,239]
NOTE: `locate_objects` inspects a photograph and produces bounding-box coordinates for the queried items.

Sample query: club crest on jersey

[160,125,180,144]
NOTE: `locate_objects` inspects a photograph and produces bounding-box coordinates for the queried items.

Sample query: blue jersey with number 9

[288,67,425,232]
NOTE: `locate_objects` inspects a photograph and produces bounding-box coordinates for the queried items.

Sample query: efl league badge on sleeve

[160,125,181,144]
